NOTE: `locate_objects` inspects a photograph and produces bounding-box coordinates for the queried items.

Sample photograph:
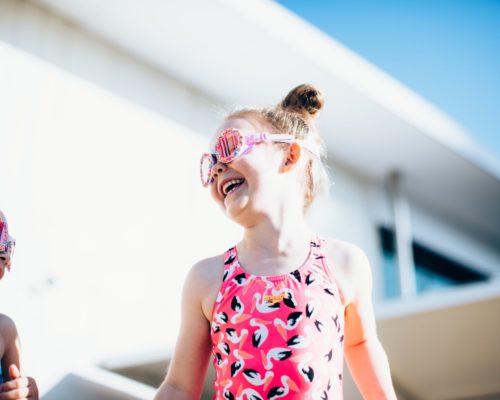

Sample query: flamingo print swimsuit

[211,235,345,399]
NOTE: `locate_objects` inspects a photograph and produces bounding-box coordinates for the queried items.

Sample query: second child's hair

[226,84,330,210]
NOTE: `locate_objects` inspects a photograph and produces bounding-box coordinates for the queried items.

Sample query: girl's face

[208,117,288,224]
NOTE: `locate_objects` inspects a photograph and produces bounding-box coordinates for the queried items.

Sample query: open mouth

[222,179,245,197]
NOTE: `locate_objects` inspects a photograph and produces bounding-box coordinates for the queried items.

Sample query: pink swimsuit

[211,235,345,399]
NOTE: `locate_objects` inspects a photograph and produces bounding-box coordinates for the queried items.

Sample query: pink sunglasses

[200,128,303,187]
[0,220,15,260]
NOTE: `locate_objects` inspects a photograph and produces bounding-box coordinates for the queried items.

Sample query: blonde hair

[226,84,330,210]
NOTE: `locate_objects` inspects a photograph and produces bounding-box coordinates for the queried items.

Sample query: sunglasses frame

[0,220,15,259]
[200,128,298,187]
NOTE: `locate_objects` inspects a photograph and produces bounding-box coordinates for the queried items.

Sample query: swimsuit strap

[312,234,347,307]
[221,246,239,282]
[310,233,329,272]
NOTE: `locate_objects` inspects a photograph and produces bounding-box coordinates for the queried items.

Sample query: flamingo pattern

[211,235,345,399]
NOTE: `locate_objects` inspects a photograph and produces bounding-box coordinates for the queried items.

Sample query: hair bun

[281,84,324,120]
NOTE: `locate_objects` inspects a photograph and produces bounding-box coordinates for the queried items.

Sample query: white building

[0,1,499,399]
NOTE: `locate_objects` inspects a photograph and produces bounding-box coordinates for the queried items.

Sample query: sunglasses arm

[247,132,295,145]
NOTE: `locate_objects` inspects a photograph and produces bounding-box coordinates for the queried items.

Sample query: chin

[224,196,251,225]
[225,201,247,223]
[226,201,271,230]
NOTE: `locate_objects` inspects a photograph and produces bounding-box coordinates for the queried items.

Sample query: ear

[283,142,302,172]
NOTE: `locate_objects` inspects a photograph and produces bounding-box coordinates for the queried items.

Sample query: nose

[211,161,227,180]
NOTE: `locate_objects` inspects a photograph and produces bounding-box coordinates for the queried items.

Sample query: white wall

[0,0,220,136]
[0,39,243,392]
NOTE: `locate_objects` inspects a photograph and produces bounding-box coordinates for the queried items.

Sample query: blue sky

[276,0,500,159]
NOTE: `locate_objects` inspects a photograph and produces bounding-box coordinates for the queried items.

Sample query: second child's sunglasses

[0,221,15,259]
[200,127,318,187]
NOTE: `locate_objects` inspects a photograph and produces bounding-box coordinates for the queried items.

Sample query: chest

[212,254,345,333]
[210,261,346,396]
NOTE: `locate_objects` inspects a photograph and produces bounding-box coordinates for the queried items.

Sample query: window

[378,226,489,299]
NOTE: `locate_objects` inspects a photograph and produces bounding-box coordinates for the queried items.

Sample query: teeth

[222,179,244,195]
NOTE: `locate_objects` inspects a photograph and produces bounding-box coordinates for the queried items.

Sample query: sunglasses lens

[200,153,216,186]
[0,222,7,254]
[215,128,242,163]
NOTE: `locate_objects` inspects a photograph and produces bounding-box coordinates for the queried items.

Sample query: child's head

[201,84,329,222]
[0,210,15,279]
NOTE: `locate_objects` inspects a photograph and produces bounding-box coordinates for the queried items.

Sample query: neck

[239,205,311,257]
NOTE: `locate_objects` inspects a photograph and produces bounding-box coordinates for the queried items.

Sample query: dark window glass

[378,226,489,299]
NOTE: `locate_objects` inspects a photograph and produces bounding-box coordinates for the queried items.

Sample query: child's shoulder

[189,253,225,282]
[185,253,227,320]
[321,237,373,304]
[321,237,370,269]
[0,313,17,341]
[184,252,227,296]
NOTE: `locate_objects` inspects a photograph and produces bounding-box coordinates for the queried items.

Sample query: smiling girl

[155,84,397,399]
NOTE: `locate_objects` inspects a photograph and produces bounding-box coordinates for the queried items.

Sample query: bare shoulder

[187,253,226,320]
[188,254,225,290]
[0,313,18,342]
[321,238,372,305]
[0,314,17,333]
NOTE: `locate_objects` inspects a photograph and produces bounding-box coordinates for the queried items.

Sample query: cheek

[209,183,223,204]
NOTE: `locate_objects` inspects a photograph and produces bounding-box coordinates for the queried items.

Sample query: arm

[343,246,397,400]
[155,261,214,400]
[0,315,20,382]
[0,315,39,400]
